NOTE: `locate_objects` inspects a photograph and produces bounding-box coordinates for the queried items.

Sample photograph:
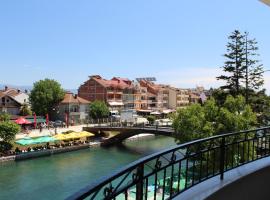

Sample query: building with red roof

[78,75,134,110]
[58,92,90,124]
[0,86,30,115]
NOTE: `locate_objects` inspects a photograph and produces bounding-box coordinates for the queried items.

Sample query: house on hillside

[0,86,30,115]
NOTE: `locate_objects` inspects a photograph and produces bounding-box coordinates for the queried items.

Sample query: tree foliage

[19,103,32,116]
[29,79,65,116]
[0,121,21,153]
[0,113,10,122]
[89,100,109,119]
[243,32,264,91]
[217,30,246,96]
[249,89,270,126]
[217,30,264,101]
[147,115,156,125]
[172,95,257,144]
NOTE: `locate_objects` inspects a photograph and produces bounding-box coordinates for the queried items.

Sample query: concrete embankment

[0,143,100,163]
[0,133,155,163]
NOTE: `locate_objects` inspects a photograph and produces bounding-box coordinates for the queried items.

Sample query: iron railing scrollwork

[67,127,270,200]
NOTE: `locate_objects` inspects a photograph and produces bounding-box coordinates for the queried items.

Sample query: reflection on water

[0,135,176,200]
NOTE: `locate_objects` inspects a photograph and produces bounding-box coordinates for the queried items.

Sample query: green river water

[0,135,176,200]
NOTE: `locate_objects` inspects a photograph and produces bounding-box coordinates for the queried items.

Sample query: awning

[108,101,124,106]
[53,131,95,140]
[15,117,32,125]
[15,136,57,146]
[150,111,161,115]
[27,118,46,123]
[162,109,175,114]
[137,109,152,113]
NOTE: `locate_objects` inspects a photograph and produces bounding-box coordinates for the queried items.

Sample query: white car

[135,117,149,125]
[154,119,172,126]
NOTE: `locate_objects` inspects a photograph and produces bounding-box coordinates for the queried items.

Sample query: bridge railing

[67,127,270,200]
[87,118,172,129]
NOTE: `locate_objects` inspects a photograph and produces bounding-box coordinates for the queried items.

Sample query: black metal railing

[67,127,270,200]
[87,118,172,129]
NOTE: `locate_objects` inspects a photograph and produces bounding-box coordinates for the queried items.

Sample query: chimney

[4,86,8,91]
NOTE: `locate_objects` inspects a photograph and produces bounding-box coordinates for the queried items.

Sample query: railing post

[220,136,226,180]
[136,164,144,200]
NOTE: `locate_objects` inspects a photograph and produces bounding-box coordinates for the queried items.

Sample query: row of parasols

[15,131,95,146]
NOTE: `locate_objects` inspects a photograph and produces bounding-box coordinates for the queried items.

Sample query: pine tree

[217,30,246,96]
[243,32,264,103]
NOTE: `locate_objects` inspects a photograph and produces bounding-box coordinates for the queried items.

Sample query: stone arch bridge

[83,126,174,147]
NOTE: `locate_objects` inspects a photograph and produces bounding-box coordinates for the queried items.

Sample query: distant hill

[0,84,77,94]
[0,84,32,92]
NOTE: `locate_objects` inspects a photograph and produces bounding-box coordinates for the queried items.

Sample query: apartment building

[78,75,208,112]
[78,75,134,110]
[133,82,148,110]
[159,85,170,109]
[168,87,190,109]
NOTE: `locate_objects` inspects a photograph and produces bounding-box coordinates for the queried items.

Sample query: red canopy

[15,117,32,125]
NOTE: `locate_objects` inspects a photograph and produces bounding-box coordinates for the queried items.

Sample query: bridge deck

[83,126,174,146]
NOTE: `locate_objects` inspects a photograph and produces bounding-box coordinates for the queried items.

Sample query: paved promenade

[15,125,86,139]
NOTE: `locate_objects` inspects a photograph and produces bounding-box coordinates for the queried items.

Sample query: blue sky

[0,0,269,92]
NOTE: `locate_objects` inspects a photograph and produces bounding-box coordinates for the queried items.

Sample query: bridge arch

[83,126,174,146]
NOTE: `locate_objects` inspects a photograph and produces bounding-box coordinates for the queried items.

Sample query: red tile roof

[91,76,133,90]
[0,88,23,98]
[61,92,90,104]
[139,80,160,95]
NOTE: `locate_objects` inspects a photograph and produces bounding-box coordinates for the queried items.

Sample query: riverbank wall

[0,143,100,163]
[0,134,156,163]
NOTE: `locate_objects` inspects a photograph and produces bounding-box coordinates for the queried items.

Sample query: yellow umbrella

[78,131,95,137]
[53,133,68,140]
[65,132,81,139]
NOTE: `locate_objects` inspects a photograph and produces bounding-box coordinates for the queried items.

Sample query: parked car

[135,117,149,125]
[53,120,65,128]
[109,110,121,120]
[154,118,172,127]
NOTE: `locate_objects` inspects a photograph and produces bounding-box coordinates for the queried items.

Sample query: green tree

[216,95,257,133]
[89,100,109,119]
[19,103,32,116]
[172,95,257,144]
[0,121,21,153]
[29,79,65,117]
[147,115,156,125]
[0,113,10,122]
[172,102,216,143]
[217,30,246,96]
[249,89,270,126]
[243,32,264,103]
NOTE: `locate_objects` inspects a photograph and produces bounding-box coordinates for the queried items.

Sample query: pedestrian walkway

[15,125,86,139]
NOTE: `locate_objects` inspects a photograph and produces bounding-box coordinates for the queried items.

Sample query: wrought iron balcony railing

[67,126,270,200]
